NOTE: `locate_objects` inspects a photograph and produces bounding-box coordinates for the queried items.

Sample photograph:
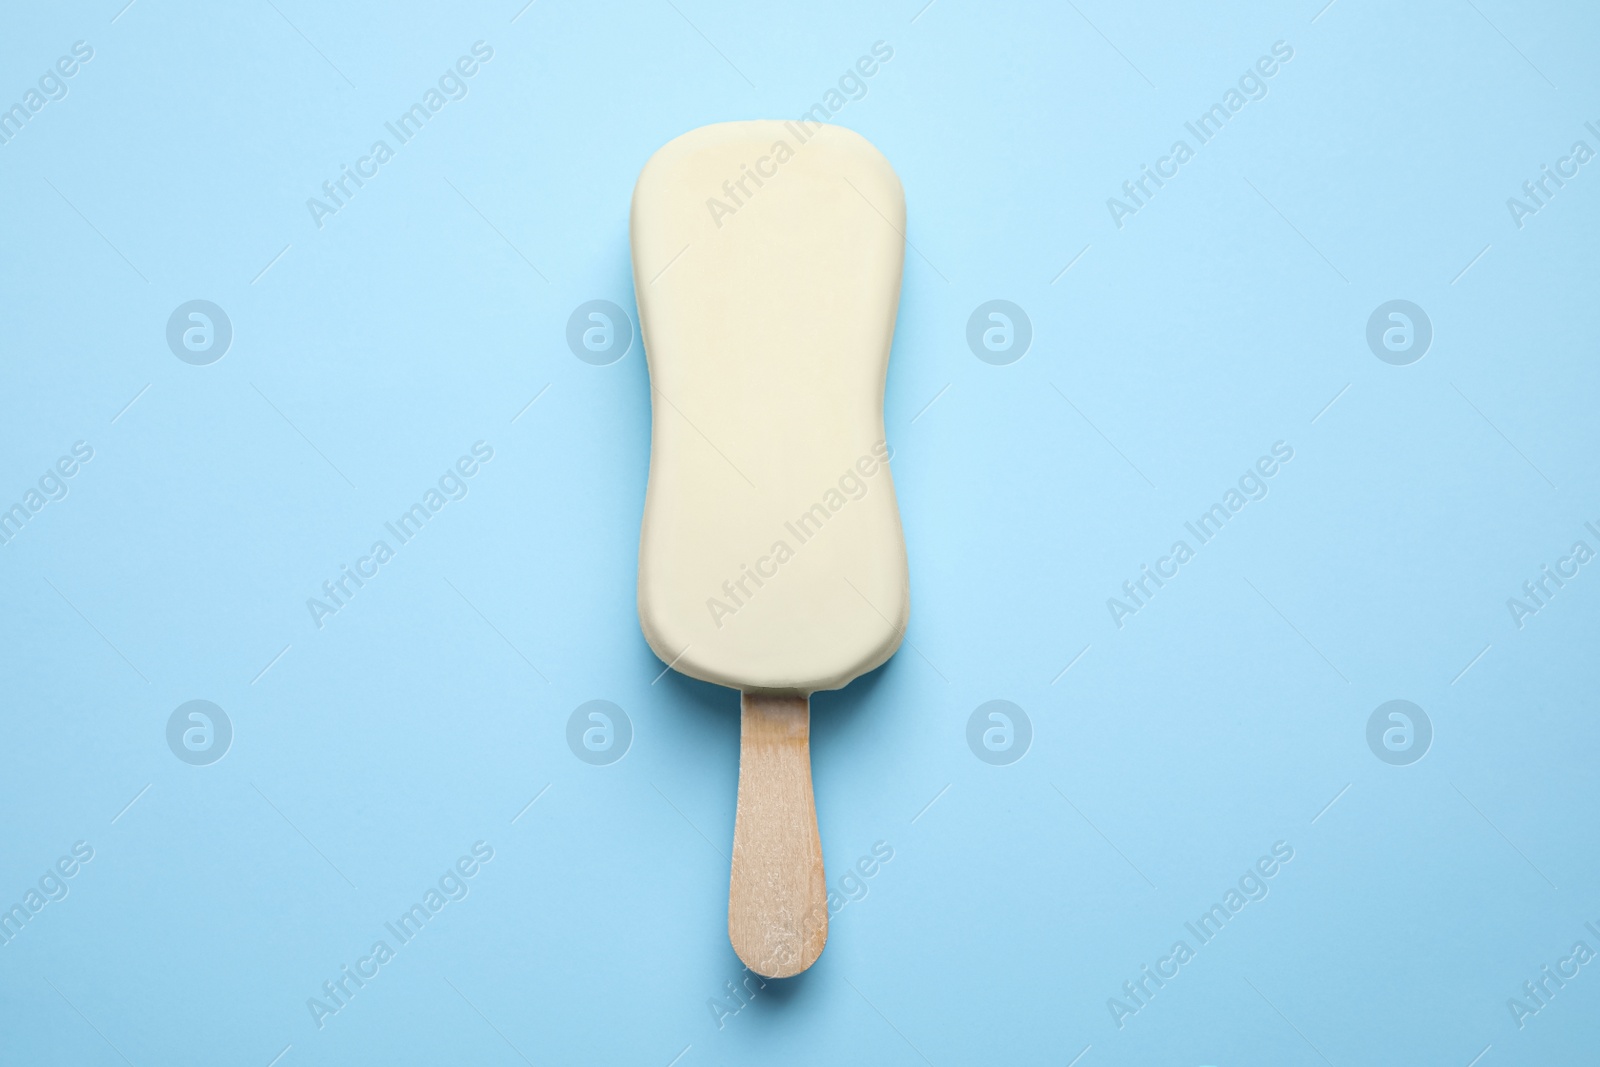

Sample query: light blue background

[3,1,1598,1064]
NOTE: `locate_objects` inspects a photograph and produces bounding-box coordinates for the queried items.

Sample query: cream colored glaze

[631,121,908,693]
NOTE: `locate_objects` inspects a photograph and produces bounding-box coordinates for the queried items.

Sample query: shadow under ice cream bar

[631,121,909,977]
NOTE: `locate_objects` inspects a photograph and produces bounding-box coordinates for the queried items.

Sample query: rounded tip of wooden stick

[732,917,826,979]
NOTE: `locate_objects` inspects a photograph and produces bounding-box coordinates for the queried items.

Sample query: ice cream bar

[631,121,909,976]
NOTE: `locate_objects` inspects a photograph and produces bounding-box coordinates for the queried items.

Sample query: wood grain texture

[729,692,827,978]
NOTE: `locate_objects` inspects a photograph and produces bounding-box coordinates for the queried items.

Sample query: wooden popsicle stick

[729,691,827,978]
